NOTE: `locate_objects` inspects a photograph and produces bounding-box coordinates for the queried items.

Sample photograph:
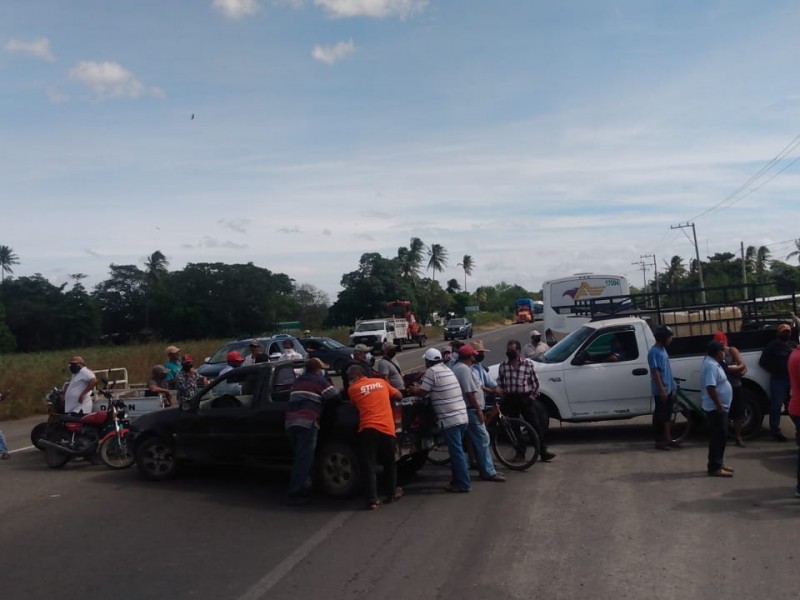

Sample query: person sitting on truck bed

[759,323,796,442]
[346,364,404,510]
[284,358,340,506]
[648,326,677,450]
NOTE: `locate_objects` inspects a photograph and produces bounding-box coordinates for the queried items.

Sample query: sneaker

[721,465,735,473]
[481,473,506,482]
[541,451,556,462]
[708,468,733,478]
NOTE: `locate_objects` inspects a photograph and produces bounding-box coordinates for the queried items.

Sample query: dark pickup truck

[129,359,437,497]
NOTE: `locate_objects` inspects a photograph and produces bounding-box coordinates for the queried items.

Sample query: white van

[542,273,630,343]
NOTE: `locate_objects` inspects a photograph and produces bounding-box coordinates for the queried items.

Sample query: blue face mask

[69,363,82,374]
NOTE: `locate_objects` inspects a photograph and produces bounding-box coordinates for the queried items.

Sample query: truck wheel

[316,440,360,498]
[737,388,763,440]
[397,452,428,480]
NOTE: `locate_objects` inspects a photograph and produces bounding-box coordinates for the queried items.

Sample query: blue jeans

[466,409,496,479]
[0,428,7,454]
[442,423,471,491]
[286,425,318,499]
[769,378,790,433]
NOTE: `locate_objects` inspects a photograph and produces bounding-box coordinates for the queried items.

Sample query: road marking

[236,510,355,600]
[9,445,35,454]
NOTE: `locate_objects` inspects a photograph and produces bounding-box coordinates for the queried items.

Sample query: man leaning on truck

[648,326,677,450]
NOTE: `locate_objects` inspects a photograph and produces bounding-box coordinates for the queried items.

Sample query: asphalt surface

[2,325,800,600]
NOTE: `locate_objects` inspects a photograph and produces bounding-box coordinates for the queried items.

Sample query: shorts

[652,392,675,423]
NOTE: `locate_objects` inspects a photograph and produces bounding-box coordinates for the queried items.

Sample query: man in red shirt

[346,364,403,510]
[787,345,800,497]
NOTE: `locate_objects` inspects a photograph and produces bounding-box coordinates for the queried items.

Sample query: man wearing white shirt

[64,356,97,414]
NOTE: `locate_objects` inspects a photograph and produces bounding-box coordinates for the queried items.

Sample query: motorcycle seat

[81,411,108,426]
[59,414,85,423]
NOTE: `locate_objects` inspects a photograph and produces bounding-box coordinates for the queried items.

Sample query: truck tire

[397,451,428,480]
[737,387,763,440]
[316,440,360,498]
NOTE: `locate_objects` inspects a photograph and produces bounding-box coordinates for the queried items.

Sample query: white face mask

[365,352,373,363]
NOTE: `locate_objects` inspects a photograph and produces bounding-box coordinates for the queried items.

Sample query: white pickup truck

[489,316,770,437]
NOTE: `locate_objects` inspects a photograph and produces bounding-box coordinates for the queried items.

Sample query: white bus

[542,273,630,344]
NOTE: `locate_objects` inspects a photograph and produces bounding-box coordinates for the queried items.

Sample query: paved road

[2,325,800,600]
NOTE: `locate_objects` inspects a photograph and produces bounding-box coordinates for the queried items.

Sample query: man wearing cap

[285,358,340,505]
[522,330,549,361]
[702,340,734,477]
[453,345,505,482]
[64,356,97,414]
[759,323,797,441]
[409,348,471,492]
[470,340,498,398]
[220,351,245,377]
[341,344,374,391]
[164,346,182,382]
[376,342,405,393]
[174,355,208,405]
[243,340,261,366]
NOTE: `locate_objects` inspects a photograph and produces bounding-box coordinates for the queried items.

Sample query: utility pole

[740,241,748,300]
[641,254,659,297]
[671,222,706,303]
[631,258,648,292]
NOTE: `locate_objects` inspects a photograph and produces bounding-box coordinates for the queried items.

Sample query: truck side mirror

[572,351,588,366]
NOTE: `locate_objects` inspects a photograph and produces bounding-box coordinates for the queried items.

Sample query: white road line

[9,445,35,454]
[236,510,355,600]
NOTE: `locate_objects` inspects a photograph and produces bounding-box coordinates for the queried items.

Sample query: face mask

[69,364,81,374]
[506,350,518,361]
[365,352,373,363]
[475,353,485,363]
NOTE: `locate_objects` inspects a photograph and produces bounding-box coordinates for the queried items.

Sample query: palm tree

[662,255,686,291]
[0,245,20,284]
[427,243,448,284]
[786,239,800,264]
[457,255,474,292]
[143,250,169,330]
[756,245,771,282]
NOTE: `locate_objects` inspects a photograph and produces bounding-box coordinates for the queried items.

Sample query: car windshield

[539,326,594,363]
[447,319,466,327]
[355,322,385,332]
[209,341,251,364]
[320,338,346,349]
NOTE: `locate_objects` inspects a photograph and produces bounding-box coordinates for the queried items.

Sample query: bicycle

[670,377,705,444]
[427,401,541,471]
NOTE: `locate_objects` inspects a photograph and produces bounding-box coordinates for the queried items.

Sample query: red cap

[457,344,479,357]
[182,354,194,365]
[226,351,245,362]
[712,331,728,346]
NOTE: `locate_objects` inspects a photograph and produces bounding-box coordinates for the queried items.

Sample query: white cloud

[311,39,355,64]
[4,37,55,61]
[213,0,261,19]
[199,236,248,249]
[314,0,426,19]
[218,218,250,233]
[69,61,163,100]
[278,226,302,233]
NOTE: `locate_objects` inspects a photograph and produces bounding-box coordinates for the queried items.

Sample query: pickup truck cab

[489,316,770,437]
[129,359,436,497]
[350,319,395,353]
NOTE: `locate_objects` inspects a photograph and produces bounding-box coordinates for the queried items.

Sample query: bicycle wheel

[670,398,693,444]
[427,440,451,466]
[491,417,540,471]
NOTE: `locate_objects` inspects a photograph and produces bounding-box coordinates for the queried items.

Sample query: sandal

[385,487,404,503]
[444,484,469,493]
[366,500,382,511]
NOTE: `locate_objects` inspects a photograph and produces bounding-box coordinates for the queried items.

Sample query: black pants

[501,394,549,452]
[652,393,675,442]
[358,428,397,503]
[705,410,729,473]
[791,416,800,493]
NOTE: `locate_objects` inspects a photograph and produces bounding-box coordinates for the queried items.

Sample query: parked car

[297,336,354,374]
[444,318,473,340]
[196,334,307,379]
[129,359,437,497]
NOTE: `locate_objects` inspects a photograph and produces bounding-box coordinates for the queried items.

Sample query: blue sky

[2,0,800,300]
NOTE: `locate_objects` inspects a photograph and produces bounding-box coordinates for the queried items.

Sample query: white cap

[423,348,442,362]
[530,329,541,337]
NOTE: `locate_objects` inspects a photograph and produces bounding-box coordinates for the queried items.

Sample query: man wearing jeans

[452,345,505,482]
[787,344,800,497]
[701,340,734,477]
[284,358,340,505]
[409,348,471,493]
[759,323,796,441]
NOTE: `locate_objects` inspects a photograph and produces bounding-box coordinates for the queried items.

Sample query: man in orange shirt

[346,364,404,510]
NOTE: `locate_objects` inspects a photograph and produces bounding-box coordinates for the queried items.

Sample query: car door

[174,368,262,464]
[561,326,651,419]
[248,364,297,464]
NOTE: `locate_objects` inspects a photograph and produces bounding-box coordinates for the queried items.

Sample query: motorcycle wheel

[44,426,71,469]
[31,422,48,450]
[99,436,135,469]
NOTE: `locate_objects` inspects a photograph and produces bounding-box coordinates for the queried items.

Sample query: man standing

[452,345,505,482]
[347,364,404,510]
[409,348,471,493]
[496,340,556,461]
[64,356,97,414]
[759,323,796,441]
[522,330,549,360]
[648,326,677,450]
[243,340,261,366]
[787,343,800,497]
[284,358,340,505]
[375,342,405,394]
[164,345,182,382]
[220,351,245,377]
[702,340,734,477]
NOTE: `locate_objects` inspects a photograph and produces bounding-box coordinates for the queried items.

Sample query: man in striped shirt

[284,358,340,505]
[409,347,471,493]
[496,340,556,462]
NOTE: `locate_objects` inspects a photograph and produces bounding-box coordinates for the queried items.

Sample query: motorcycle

[38,388,134,470]
[31,387,65,450]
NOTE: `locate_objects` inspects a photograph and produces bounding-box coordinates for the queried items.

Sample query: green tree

[92,264,147,336]
[58,274,102,347]
[445,278,461,294]
[426,243,448,284]
[457,255,474,292]
[786,239,800,264]
[0,245,20,284]
[0,301,16,352]
[293,283,330,331]
[2,274,66,351]
[143,250,169,332]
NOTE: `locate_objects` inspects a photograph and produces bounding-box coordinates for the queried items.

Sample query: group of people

[144,345,209,407]
[283,334,556,509]
[648,322,800,495]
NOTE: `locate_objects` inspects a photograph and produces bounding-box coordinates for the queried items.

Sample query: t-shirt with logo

[347,377,399,437]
